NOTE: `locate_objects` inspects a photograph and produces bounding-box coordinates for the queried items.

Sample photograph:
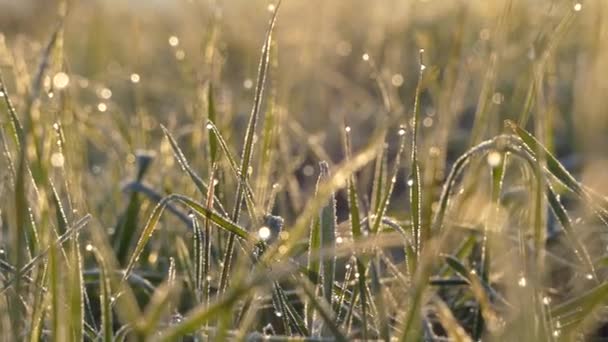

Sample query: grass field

[1,0,608,340]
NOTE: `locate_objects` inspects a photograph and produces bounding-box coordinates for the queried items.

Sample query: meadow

[1,0,608,340]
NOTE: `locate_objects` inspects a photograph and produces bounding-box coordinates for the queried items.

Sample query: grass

[1,0,608,340]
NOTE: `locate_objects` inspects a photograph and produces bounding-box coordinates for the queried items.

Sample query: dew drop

[407,178,414,187]
[51,152,65,168]
[423,117,433,127]
[518,276,527,287]
[345,126,351,133]
[52,72,70,89]
[278,245,288,254]
[267,3,276,12]
[362,53,369,61]
[586,273,594,280]
[274,311,282,317]
[487,151,502,167]
[574,3,582,11]
[99,88,112,99]
[85,244,94,252]
[336,237,344,244]
[302,164,314,177]
[398,127,406,136]
[420,64,426,71]
[492,92,504,104]
[542,296,551,305]
[391,73,404,87]
[0,91,4,97]
[130,73,140,83]
[168,35,179,47]
[258,226,271,240]
[243,78,253,89]
[206,123,213,130]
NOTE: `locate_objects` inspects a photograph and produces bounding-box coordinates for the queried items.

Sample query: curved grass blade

[125,194,250,278]
[161,124,228,217]
[204,121,258,220]
[506,120,608,219]
[370,128,406,235]
[551,281,608,337]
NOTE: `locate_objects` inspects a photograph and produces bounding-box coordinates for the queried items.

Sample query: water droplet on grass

[99,88,112,99]
[518,276,527,287]
[243,78,253,89]
[574,3,582,11]
[487,151,502,167]
[391,73,404,87]
[52,72,70,89]
[130,73,140,83]
[258,226,271,240]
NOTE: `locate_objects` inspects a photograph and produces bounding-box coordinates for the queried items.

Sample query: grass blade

[89,245,113,342]
[318,161,337,315]
[125,194,251,277]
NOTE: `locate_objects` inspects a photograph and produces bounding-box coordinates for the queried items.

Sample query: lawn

[1,0,607,340]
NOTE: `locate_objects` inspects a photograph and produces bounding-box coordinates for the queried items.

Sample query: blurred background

[1,0,606,226]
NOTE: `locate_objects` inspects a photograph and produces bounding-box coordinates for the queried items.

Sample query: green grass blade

[161,124,228,216]
[219,0,281,296]
[125,194,250,277]
[89,246,113,342]
[507,120,608,219]
[299,276,348,342]
[137,281,182,338]
[318,161,337,313]
[207,84,218,166]
[370,255,390,341]
[410,50,425,257]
